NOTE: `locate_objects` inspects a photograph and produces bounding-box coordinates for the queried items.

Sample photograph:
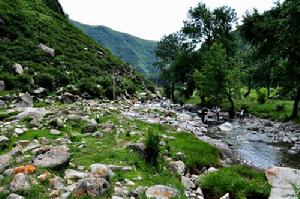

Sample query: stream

[125,101,300,170]
[205,122,300,169]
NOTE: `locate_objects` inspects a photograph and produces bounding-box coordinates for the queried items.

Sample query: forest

[155,0,300,122]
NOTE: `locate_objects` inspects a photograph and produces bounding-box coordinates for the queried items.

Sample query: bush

[200,165,271,199]
[99,76,114,99]
[78,78,104,98]
[123,78,137,95]
[276,104,285,112]
[257,91,266,104]
[145,130,160,165]
[34,73,55,91]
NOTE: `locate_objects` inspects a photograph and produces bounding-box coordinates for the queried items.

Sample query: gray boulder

[72,178,110,197]
[33,146,70,169]
[14,107,50,122]
[33,87,46,95]
[218,122,233,132]
[50,129,61,135]
[10,173,31,192]
[181,176,196,190]
[16,92,33,107]
[266,166,300,199]
[13,63,23,75]
[169,161,185,176]
[0,80,5,91]
[49,176,65,190]
[38,43,55,57]
[145,185,177,198]
[0,154,11,174]
[65,169,89,180]
[7,193,25,199]
[0,136,9,148]
[0,100,5,108]
[82,124,97,134]
[90,164,113,178]
[62,92,76,104]
[126,143,145,156]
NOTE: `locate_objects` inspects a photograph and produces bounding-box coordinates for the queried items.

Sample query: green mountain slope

[71,20,158,78]
[0,0,152,99]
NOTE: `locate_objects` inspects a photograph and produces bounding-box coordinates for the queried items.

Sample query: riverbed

[124,101,300,170]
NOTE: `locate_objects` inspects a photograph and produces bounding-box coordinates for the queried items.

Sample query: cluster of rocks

[242,117,300,154]
[123,102,236,166]
[1,94,300,198]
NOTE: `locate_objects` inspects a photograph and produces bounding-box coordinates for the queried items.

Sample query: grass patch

[0,111,18,121]
[199,165,271,199]
[184,91,300,123]
[167,133,221,170]
[134,120,221,170]
[0,129,62,155]
[71,129,187,198]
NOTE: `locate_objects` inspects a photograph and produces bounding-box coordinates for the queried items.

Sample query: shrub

[123,78,136,95]
[145,130,160,165]
[257,91,266,104]
[276,104,285,112]
[78,78,104,98]
[34,73,55,91]
[200,165,271,199]
[99,76,114,99]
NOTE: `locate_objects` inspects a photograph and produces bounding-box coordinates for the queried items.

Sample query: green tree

[240,0,300,119]
[193,43,240,117]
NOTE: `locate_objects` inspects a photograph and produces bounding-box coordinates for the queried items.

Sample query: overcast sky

[58,0,278,41]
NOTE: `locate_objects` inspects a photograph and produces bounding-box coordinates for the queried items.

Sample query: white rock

[64,169,89,180]
[218,122,233,132]
[220,193,229,199]
[7,193,25,199]
[169,161,185,176]
[13,63,23,75]
[38,43,55,57]
[146,185,177,198]
[266,166,300,199]
[50,129,61,135]
[181,176,196,189]
[90,164,113,178]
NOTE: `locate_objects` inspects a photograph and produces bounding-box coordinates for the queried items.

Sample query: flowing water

[205,122,300,169]
[139,101,300,169]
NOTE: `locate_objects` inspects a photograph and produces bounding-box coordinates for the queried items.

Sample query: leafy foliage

[145,130,160,165]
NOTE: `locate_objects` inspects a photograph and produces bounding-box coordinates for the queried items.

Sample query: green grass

[167,133,221,170]
[0,111,18,121]
[71,126,187,198]
[0,129,63,155]
[199,165,271,199]
[184,90,300,123]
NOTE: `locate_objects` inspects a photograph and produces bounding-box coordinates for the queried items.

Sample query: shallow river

[205,122,300,169]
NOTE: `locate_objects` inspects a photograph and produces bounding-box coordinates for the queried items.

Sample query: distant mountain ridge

[71,20,158,78]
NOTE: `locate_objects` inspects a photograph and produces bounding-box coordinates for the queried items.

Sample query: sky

[58,0,278,41]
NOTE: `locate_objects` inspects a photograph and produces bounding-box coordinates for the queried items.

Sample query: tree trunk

[291,86,300,119]
[228,94,235,118]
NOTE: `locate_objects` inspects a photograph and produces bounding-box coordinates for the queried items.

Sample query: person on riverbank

[213,106,221,121]
[198,108,208,123]
[239,109,245,122]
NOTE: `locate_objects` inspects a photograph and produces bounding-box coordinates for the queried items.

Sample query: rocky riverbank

[0,94,300,198]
